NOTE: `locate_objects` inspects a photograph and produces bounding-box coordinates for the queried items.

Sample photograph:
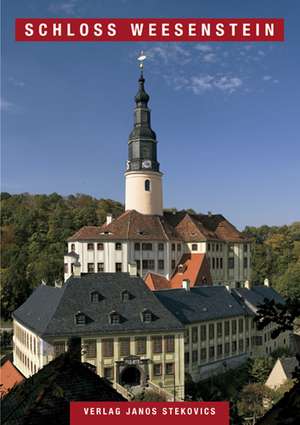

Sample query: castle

[12,62,290,401]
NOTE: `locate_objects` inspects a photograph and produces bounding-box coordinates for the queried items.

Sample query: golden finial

[137,50,147,72]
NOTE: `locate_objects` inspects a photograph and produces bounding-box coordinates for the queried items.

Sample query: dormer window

[109,311,121,325]
[90,291,102,303]
[115,242,122,251]
[141,309,153,323]
[75,312,86,325]
[121,290,133,302]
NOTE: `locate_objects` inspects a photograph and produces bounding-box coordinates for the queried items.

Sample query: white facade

[125,170,163,216]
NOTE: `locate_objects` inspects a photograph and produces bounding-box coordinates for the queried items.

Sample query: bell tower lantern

[125,52,163,216]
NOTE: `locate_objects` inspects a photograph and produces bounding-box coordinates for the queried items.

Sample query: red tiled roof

[68,210,247,243]
[144,254,212,291]
[144,272,172,290]
[170,253,212,288]
[0,360,24,398]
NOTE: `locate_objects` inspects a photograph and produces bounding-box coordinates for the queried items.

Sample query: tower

[125,56,163,216]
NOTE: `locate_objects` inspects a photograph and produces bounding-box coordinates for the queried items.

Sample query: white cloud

[146,44,191,65]
[263,75,272,81]
[170,74,242,95]
[0,98,14,112]
[8,77,25,87]
[203,52,217,63]
[194,44,212,53]
[48,0,79,15]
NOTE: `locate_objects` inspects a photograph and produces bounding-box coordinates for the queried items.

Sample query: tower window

[145,179,151,191]
[71,244,75,251]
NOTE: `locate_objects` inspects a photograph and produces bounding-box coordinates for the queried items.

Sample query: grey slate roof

[154,286,248,324]
[233,285,285,313]
[13,273,184,338]
[280,357,298,379]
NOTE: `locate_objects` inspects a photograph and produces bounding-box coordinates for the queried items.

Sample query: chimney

[128,262,137,277]
[182,279,190,291]
[73,261,81,277]
[264,278,270,287]
[244,280,251,289]
[67,337,82,362]
[106,214,113,225]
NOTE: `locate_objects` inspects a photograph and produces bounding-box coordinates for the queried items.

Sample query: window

[109,311,121,324]
[97,262,104,272]
[158,259,164,270]
[136,260,141,270]
[119,338,130,356]
[115,263,122,272]
[84,339,96,359]
[142,309,153,323]
[171,260,176,269]
[158,243,164,251]
[97,243,104,250]
[207,243,211,251]
[144,259,155,270]
[244,244,248,253]
[172,243,176,251]
[53,341,65,357]
[166,363,174,375]
[239,339,244,352]
[88,263,95,273]
[142,243,152,251]
[102,339,114,357]
[134,242,140,251]
[192,350,198,363]
[217,344,223,358]
[232,320,237,335]
[243,257,248,268]
[75,312,86,325]
[228,257,234,269]
[165,335,175,353]
[220,258,223,269]
[209,324,215,340]
[136,337,147,355]
[245,318,249,331]
[104,367,113,380]
[209,346,215,359]
[145,179,151,191]
[184,351,190,364]
[200,348,207,362]
[64,263,68,273]
[232,341,237,353]
[185,329,189,345]
[216,244,219,252]
[153,363,162,376]
[228,244,234,252]
[217,323,222,338]
[212,258,215,269]
[152,336,162,353]
[239,319,244,333]
[191,244,198,251]
[121,290,131,302]
[200,325,207,341]
[87,243,94,250]
[192,327,198,343]
[115,242,122,250]
[177,244,181,251]
[225,342,230,355]
[90,291,101,303]
[225,321,230,336]
[220,244,223,252]
[71,243,75,251]
[216,258,219,269]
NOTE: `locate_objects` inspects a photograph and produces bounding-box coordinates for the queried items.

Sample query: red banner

[70,402,229,425]
[15,18,284,42]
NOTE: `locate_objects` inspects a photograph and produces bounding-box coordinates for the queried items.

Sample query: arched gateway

[116,355,149,388]
[120,366,141,386]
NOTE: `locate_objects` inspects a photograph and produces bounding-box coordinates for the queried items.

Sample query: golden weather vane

[137,50,147,72]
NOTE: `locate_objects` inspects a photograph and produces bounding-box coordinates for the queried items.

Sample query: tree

[237,383,275,423]
[250,357,274,384]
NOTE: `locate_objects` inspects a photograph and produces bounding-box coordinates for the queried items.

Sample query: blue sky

[1,0,300,229]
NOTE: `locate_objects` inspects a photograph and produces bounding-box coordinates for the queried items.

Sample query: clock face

[142,160,152,169]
